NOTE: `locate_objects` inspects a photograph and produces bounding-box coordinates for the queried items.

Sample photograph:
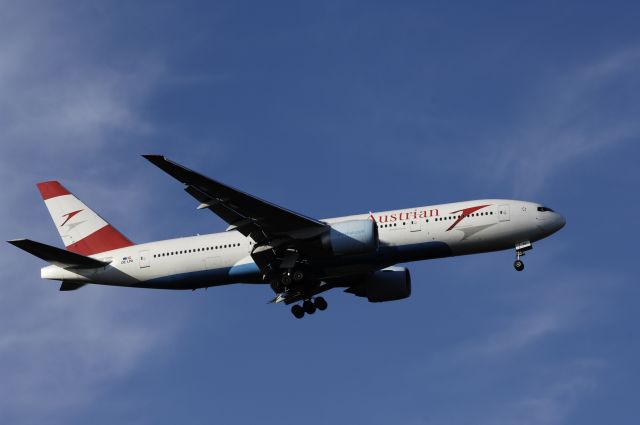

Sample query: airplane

[8,155,566,319]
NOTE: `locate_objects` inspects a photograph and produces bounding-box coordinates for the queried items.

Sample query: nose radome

[553,213,566,232]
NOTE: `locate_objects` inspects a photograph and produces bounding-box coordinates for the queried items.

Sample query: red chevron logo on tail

[60,209,83,227]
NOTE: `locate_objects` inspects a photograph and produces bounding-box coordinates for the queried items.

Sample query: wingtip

[142,154,165,160]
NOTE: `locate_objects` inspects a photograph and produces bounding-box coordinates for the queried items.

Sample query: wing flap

[268,281,334,305]
[8,239,111,269]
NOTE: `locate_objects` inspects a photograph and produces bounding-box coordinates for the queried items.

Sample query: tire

[514,260,524,272]
[292,271,304,282]
[303,300,316,315]
[314,296,328,311]
[291,304,304,319]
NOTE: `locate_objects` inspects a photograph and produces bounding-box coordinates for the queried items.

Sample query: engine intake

[346,267,412,303]
[321,219,378,256]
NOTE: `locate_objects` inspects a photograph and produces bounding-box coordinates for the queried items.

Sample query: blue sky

[1,1,639,424]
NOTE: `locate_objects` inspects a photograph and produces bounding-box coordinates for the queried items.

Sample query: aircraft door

[410,218,422,232]
[139,250,150,268]
[498,205,510,222]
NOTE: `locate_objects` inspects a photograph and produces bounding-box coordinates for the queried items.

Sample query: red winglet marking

[66,225,134,256]
[446,204,491,231]
[37,181,71,200]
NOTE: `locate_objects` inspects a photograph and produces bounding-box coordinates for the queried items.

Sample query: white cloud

[494,366,599,425]
[406,265,615,425]
[0,288,179,420]
[0,2,179,423]
[488,46,640,197]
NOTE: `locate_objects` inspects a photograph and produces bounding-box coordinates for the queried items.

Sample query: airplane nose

[551,213,566,233]
[557,213,566,229]
[540,212,566,234]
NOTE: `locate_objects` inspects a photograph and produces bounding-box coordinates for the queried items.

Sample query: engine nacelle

[347,267,412,303]
[321,219,378,256]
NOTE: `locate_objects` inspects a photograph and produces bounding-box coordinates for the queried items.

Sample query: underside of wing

[143,155,327,243]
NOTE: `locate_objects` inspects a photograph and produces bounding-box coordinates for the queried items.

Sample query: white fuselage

[41,199,565,289]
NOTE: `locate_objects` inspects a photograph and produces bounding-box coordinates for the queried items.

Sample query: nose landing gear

[514,259,524,271]
[513,241,532,272]
[290,296,328,319]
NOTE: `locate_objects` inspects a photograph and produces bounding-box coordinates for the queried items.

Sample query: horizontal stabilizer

[59,281,87,291]
[7,239,110,269]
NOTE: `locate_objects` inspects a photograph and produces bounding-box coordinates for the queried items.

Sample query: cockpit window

[537,206,555,212]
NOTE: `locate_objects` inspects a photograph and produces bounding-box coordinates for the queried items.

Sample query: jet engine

[321,219,378,256]
[345,266,412,302]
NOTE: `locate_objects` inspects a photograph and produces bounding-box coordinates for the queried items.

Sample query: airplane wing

[143,155,328,245]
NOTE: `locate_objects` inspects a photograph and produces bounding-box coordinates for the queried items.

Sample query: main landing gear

[270,269,306,293]
[291,297,328,319]
[513,241,532,272]
[280,269,305,286]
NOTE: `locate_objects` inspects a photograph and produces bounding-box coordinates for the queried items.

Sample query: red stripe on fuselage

[446,204,491,231]
[66,225,134,256]
[37,181,71,200]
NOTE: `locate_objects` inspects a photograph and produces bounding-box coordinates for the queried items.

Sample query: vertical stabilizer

[37,181,134,255]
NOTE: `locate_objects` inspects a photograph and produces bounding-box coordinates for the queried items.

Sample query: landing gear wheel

[291,304,304,319]
[314,296,328,311]
[303,300,316,315]
[514,259,524,272]
[292,270,304,282]
[281,274,292,286]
